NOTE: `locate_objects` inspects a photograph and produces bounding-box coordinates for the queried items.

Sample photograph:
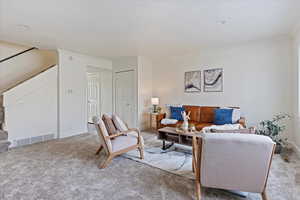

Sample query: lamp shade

[151,97,159,105]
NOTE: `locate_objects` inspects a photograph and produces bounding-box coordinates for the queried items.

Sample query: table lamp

[151,97,159,113]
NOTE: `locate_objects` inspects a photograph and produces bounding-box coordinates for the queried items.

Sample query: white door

[115,70,135,127]
[87,72,100,123]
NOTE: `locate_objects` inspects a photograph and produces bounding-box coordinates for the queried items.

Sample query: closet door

[115,70,135,127]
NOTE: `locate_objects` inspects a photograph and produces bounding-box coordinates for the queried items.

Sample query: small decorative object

[189,123,196,132]
[256,114,291,154]
[151,97,160,113]
[184,71,201,92]
[204,68,223,92]
[181,111,191,131]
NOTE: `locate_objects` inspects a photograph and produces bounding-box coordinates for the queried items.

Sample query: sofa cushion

[161,121,183,128]
[195,123,214,131]
[170,106,185,120]
[222,107,241,123]
[102,114,118,136]
[214,109,233,125]
[183,105,201,122]
[112,114,128,132]
[200,107,219,123]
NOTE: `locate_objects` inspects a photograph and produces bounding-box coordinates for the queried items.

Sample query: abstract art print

[184,71,201,93]
[204,68,223,92]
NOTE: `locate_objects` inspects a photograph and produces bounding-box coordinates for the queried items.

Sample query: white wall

[138,56,153,130]
[152,37,293,136]
[101,69,113,115]
[292,29,300,153]
[112,57,138,72]
[58,49,112,138]
[3,66,58,144]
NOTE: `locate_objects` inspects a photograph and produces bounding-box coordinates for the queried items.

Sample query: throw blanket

[161,118,178,125]
[201,124,242,133]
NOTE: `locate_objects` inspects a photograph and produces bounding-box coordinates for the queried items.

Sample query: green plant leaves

[256,113,290,146]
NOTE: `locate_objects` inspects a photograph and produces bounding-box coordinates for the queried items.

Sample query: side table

[149,112,165,130]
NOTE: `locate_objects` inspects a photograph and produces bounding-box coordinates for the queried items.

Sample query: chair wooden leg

[95,145,103,155]
[138,146,144,160]
[261,191,268,200]
[195,166,201,200]
[195,178,201,200]
[192,159,195,173]
[193,136,202,200]
[99,156,113,169]
[192,145,195,173]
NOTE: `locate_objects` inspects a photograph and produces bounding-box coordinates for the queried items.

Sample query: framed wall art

[203,68,223,92]
[184,70,201,93]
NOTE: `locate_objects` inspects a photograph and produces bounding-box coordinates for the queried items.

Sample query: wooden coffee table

[158,127,202,150]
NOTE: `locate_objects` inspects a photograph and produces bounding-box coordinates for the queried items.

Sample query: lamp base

[153,105,158,113]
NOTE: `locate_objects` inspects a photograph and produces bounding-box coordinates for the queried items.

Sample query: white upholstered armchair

[93,116,144,169]
[192,133,275,200]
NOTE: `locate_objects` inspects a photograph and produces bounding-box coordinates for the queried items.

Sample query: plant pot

[275,144,282,154]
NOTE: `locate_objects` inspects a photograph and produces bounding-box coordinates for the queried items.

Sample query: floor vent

[12,133,55,147]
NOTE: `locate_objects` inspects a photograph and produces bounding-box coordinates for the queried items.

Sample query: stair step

[0,140,10,153]
[0,130,8,140]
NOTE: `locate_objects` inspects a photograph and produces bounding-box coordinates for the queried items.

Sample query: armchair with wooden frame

[93,116,144,169]
[192,133,275,200]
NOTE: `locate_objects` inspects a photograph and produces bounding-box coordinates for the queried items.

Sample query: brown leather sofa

[157,105,245,131]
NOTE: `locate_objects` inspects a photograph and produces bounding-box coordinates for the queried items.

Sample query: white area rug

[124,133,194,179]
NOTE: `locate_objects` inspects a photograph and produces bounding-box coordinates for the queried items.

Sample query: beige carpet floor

[0,132,299,200]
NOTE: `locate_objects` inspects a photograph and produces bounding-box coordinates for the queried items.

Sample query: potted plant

[256,114,291,154]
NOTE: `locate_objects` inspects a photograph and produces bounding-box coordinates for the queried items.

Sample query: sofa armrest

[238,117,246,128]
[156,113,166,129]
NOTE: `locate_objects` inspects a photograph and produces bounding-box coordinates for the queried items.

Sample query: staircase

[0,95,10,153]
[0,41,57,153]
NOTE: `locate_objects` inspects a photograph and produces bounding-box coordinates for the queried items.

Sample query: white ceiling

[0,0,300,58]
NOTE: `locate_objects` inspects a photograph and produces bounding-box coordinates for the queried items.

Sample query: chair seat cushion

[111,134,138,153]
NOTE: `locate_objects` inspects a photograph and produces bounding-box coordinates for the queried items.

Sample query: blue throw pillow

[170,106,185,121]
[214,109,233,125]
